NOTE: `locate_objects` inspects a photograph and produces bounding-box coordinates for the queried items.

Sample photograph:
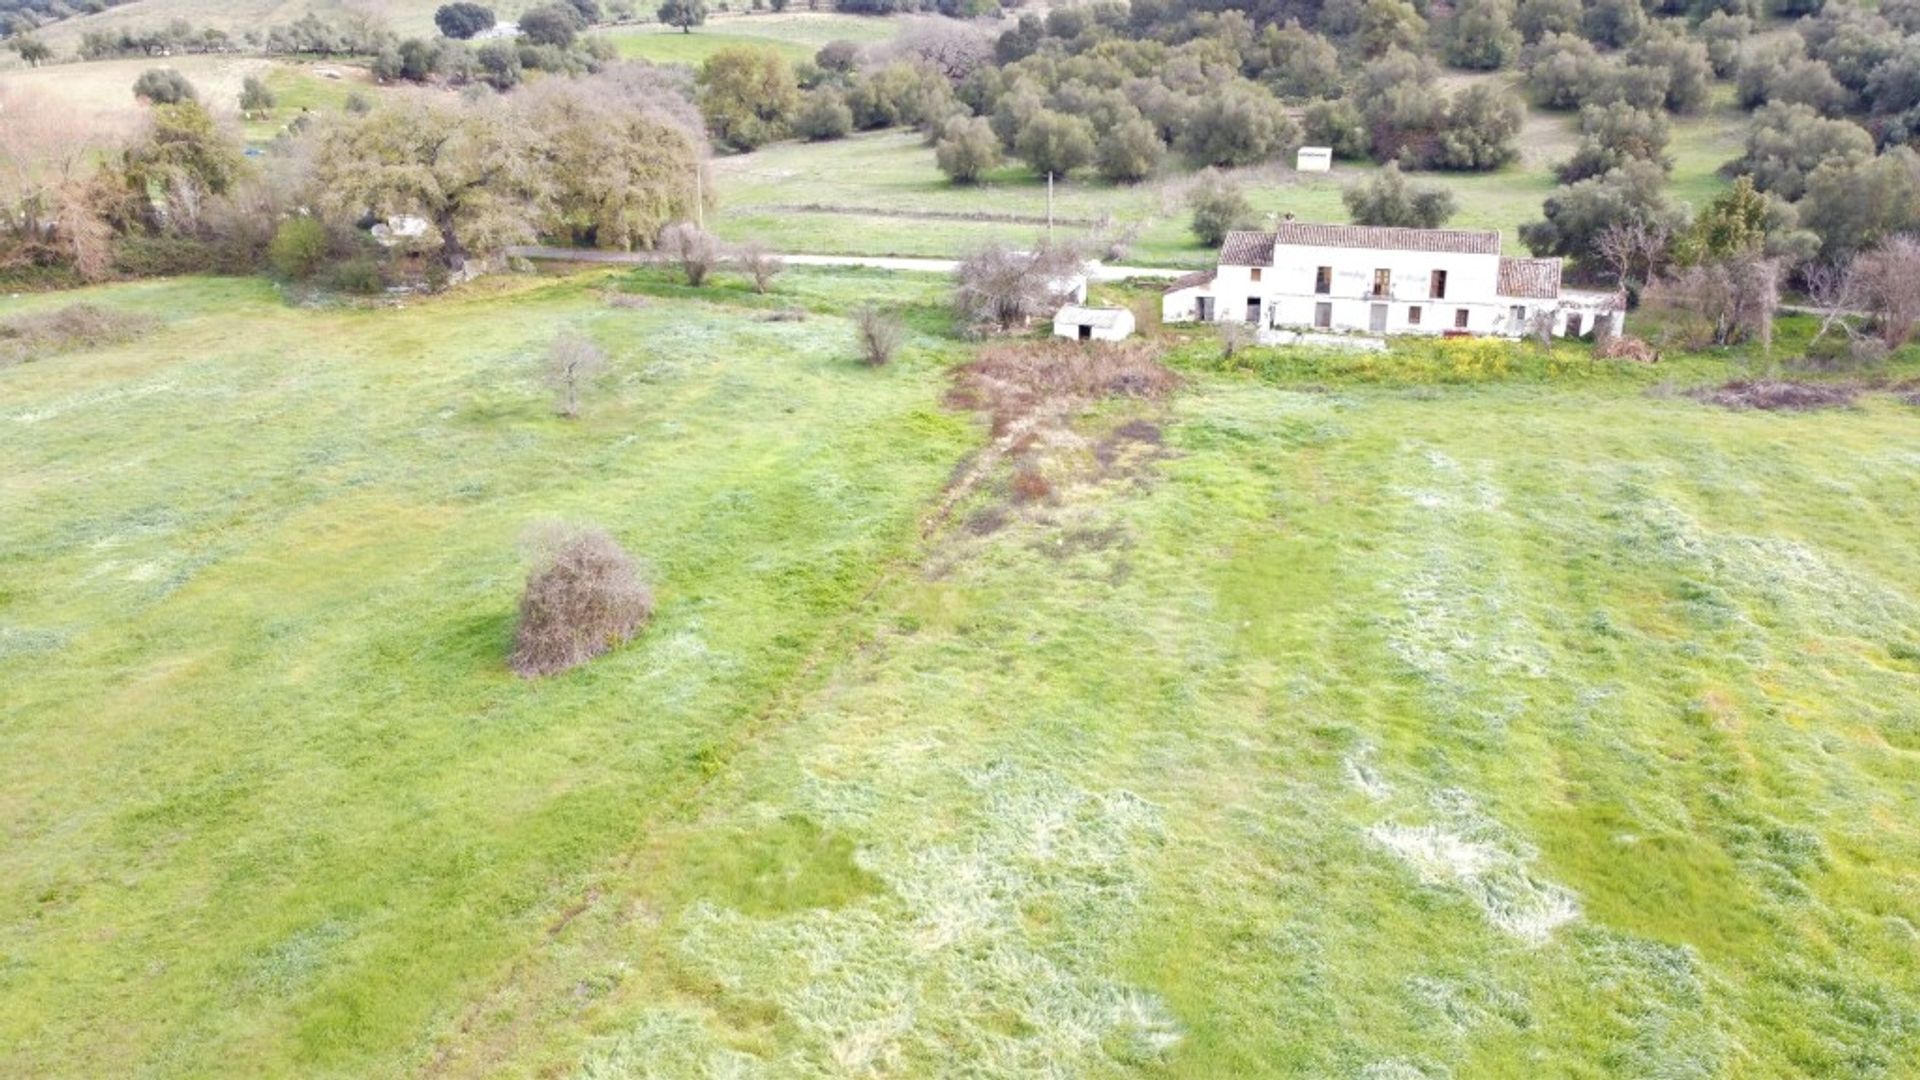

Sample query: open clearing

[710,89,1746,265]
[3,270,1918,1077]
[597,13,901,65]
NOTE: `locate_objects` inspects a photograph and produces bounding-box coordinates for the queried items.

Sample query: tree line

[0,62,709,290]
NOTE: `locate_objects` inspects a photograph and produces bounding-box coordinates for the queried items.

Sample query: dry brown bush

[509,525,653,678]
[854,304,904,366]
[0,304,156,366]
[1011,466,1052,503]
[1594,333,1658,362]
[733,241,784,294]
[659,222,720,286]
[1688,379,1859,411]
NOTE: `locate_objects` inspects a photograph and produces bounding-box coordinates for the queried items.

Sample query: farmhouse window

[1510,305,1526,324]
[1430,270,1447,299]
[1313,302,1332,329]
[1408,306,1422,325]
[1371,269,1391,297]
[1315,266,1332,294]
[1250,268,1263,283]
[1454,308,1469,329]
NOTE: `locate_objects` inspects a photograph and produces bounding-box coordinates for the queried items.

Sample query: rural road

[504,246,1192,281]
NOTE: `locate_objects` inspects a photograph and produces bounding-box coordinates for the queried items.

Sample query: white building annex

[1053,304,1136,341]
[1163,220,1623,341]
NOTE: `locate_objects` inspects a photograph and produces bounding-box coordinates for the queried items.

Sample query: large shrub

[267,217,329,279]
[435,2,496,39]
[509,525,653,677]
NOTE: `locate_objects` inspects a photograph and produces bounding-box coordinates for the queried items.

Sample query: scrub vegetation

[4,267,1919,1077]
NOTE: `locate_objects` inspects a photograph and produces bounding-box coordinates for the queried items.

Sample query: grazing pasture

[2,269,1918,1077]
[596,12,900,65]
[710,83,1747,266]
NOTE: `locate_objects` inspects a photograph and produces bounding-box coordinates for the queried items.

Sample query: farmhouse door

[1369,303,1388,333]
[1246,298,1261,324]
[1198,297,1215,321]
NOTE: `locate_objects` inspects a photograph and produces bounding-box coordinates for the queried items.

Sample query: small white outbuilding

[1296,146,1333,172]
[1053,304,1135,342]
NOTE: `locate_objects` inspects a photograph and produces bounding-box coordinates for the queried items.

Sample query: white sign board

[1296,146,1333,172]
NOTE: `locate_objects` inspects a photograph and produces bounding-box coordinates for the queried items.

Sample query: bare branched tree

[1595,219,1671,293]
[952,242,1085,333]
[854,304,904,366]
[658,221,720,286]
[1802,258,1863,348]
[733,241,784,294]
[544,332,607,418]
[1645,253,1779,350]
[1850,235,1920,348]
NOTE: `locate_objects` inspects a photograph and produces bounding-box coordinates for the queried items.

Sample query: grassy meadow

[709,84,1747,267]
[597,13,900,66]
[4,267,1919,1077]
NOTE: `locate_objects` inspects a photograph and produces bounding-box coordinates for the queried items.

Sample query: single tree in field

[854,304,905,366]
[659,0,708,33]
[734,241,784,293]
[934,115,1000,184]
[696,46,799,151]
[1342,162,1456,229]
[11,36,52,67]
[544,331,607,418]
[509,524,653,677]
[659,222,720,285]
[1187,169,1251,247]
[133,68,197,105]
[519,3,582,46]
[435,2,496,39]
[240,75,276,116]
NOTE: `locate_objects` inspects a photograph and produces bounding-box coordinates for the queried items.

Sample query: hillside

[3,271,1917,1076]
[16,0,449,49]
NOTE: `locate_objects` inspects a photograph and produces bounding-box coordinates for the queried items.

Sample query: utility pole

[1046,171,1054,244]
[695,169,705,230]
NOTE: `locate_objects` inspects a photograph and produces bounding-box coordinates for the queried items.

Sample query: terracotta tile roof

[1163,269,1216,293]
[1496,256,1562,299]
[1272,221,1503,255]
[1218,231,1276,266]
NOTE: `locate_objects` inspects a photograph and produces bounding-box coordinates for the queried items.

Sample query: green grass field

[597,12,900,65]
[15,0,452,56]
[712,77,1747,266]
[4,269,1919,1077]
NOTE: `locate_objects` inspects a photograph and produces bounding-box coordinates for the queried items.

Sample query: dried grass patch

[0,303,157,366]
[948,340,1180,435]
[1688,380,1860,412]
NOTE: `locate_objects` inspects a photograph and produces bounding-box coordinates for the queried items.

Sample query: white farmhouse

[1163,221,1622,340]
[1053,304,1135,341]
